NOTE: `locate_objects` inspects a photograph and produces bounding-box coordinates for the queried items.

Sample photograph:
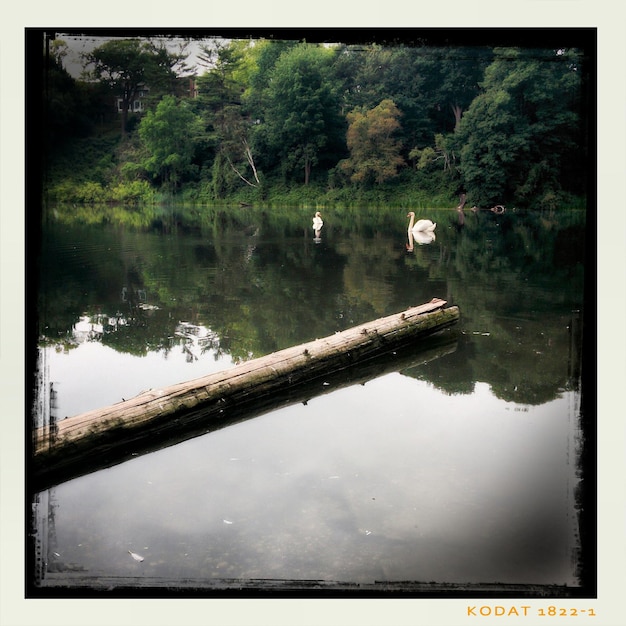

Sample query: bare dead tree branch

[225,153,258,187]
[242,139,260,185]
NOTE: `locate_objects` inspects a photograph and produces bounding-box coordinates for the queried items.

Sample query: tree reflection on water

[29,205,590,596]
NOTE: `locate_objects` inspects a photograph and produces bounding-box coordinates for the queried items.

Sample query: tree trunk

[121,103,128,135]
[31,299,460,492]
[451,103,463,130]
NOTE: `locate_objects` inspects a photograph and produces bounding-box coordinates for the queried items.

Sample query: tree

[453,47,583,207]
[242,39,298,114]
[137,95,203,190]
[83,39,180,136]
[44,42,102,147]
[415,46,493,133]
[335,44,433,151]
[410,133,456,172]
[196,39,244,110]
[340,99,405,185]
[49,38,69,70]
[195,40,261,194]
[252,43,344,185]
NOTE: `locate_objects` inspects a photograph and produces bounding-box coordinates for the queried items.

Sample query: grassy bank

[43,132,584,213]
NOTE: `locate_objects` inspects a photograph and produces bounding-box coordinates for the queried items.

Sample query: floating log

[30,299,460,492]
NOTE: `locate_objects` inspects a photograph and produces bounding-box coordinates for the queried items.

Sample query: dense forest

[34,29,594,211]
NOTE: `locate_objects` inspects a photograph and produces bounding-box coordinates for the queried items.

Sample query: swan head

[406,211,415,218]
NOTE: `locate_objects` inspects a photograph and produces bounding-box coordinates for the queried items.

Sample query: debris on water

[223,519,234,525]
[128,550,144,562]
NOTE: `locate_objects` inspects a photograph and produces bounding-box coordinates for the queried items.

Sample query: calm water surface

[30,206,588,592]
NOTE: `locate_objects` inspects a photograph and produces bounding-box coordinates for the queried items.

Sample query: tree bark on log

[30,299,459,492]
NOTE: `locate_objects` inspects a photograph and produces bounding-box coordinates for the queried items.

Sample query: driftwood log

[30,298,460,492]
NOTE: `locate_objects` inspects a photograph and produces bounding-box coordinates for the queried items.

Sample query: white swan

[312,211,323,242]
[312,211,323,232]
[407,211,436,233]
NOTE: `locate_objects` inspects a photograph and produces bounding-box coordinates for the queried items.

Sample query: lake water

[29,205,591,595]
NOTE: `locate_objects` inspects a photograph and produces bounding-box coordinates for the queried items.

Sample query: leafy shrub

[110,180,155,204]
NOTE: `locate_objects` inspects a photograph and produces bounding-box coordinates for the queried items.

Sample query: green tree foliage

[251,43,345,185]
[410,133,456,172]
[137,95,203,190]
[84,39,180,135]
[44,53,85,146]
[336,44,436,151]
[44,41,111,146]
[43,35,590,209]
[452,47,583,207]
[242,39,298,113]
[196,39,245,112]
[415,46,493,133]
[340,99,405,184]
[195,40,261,196]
